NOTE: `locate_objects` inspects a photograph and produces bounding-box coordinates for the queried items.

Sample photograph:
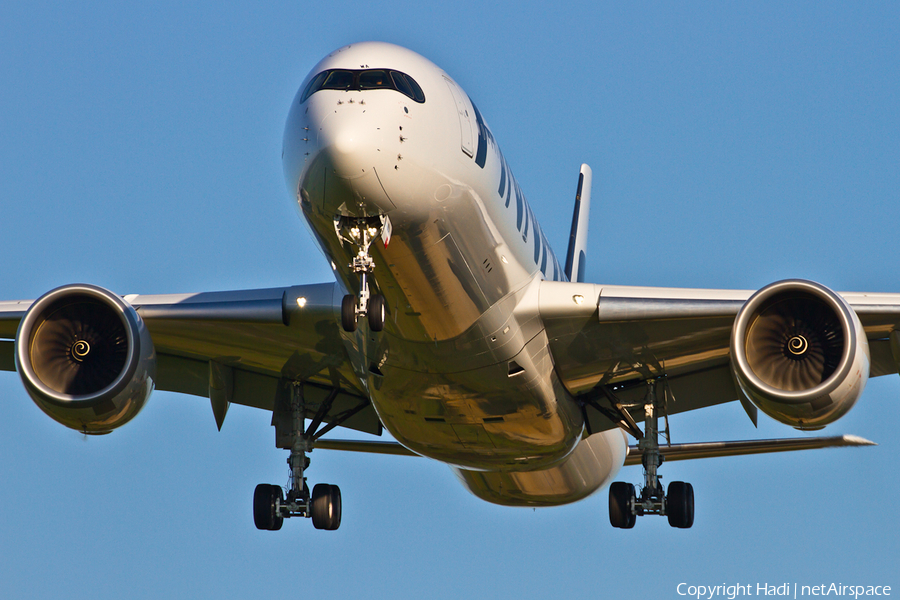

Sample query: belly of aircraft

[453,429,629,506]
[363,324,585,471]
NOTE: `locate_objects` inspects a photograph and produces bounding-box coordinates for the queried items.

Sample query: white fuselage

[282,42,626,506]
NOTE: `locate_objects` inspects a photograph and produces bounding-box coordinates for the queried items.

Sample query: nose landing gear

[336,215,389,333]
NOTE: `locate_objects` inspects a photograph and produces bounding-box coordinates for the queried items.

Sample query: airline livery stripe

[472,103,489,168]
[523,198,531,240]
[515,181,523,229]
[504,167,511,207]
[489,124,562,279]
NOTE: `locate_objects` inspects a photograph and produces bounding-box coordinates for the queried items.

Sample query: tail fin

[564,164,592,282]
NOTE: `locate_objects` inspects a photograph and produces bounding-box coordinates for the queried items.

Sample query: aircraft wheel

[341,295,357,332]
[666,481,694,529]
[311,483,342,530]
[327,484,342,529]
[609,482,636,529]
[368,294,386,332]
[253,484,284,531]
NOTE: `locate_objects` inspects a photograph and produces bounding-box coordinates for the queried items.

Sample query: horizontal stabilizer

[316,435,876,465]
[624,434,875,466]
[314,438,419,456]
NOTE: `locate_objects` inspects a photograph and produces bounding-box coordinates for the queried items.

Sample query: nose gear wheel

[334,215,390,333]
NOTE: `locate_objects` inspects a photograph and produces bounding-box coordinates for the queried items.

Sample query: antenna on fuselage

[564,164,592,283]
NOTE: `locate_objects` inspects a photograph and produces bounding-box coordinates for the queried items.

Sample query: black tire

[368,294,386,332]
[253,484,284,531]
[609,482,635,529]
[666,481,694,529]
[341,295,357,332]
[327,484,342,530]
[311,483,341,530]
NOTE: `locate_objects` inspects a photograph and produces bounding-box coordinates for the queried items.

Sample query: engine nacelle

[15,284,156,434]
[730,279,869,430]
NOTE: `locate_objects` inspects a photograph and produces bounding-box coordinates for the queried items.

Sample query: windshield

[300,69,426,103]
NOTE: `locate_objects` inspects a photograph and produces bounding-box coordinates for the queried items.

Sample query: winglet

[564,164,592,282]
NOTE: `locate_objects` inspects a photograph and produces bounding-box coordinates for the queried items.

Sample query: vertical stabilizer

[564,164,592,282]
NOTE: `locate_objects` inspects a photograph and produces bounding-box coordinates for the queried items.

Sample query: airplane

[0,41,892,531]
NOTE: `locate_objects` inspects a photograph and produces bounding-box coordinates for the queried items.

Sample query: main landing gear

[254,384,343,531]
[336,215,388,333]
[608,380,694,529]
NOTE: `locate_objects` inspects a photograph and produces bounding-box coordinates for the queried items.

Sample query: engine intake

[15,284,156,434]
[730,280,869,430]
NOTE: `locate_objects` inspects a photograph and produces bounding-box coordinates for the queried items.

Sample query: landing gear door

[444,76,475,158]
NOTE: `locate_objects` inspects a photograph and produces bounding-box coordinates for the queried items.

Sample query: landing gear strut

[254,384,342,531]
[608,379,694,529]
[336,215,388,333]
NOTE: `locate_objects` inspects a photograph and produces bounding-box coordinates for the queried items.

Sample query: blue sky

[1,2,898,598]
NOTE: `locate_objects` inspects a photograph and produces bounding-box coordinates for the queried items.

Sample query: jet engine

[730,279,869,430]
[15,284,156,434]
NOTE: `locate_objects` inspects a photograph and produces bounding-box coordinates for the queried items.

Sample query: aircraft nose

[331,128,359,161]
[317,107,387,179]
[309,100,398,214]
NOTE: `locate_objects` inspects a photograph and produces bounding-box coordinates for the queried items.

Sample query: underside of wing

[538,279,900,435]
[538,281,749,432]
[0,282,380,436]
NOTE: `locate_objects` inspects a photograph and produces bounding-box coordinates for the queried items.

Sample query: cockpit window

[322,70,355,90]
[300,69,426,103]
[389,71,425,103]
[403,73,425,103]
[390,71,415,99]
[299,71,328,103]
[359,70,391,89]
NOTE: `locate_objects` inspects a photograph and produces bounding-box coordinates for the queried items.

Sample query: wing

[0,282,381,436]
[536,280,900,433]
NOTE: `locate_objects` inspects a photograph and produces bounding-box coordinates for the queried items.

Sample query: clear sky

[1,2,898,598]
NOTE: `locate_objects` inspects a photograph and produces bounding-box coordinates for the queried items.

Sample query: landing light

[573,295,585,305]
[297,297,308,308]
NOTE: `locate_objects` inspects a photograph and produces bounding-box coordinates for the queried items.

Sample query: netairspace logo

[676,583,892,600]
